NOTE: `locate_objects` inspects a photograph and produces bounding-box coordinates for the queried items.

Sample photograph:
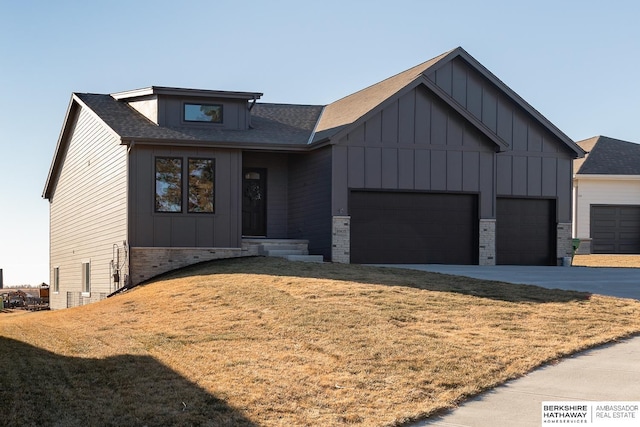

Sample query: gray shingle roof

[75,93,323,146]
[576,136,640,175]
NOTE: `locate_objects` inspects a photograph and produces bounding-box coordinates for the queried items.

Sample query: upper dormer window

[184,103,223,123]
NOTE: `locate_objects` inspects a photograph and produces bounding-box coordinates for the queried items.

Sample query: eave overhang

[42,94,123,200]
[573,174,640,181]
[111,86,263,101]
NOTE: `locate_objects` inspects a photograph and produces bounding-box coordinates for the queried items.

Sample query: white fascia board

[574,174,640,181]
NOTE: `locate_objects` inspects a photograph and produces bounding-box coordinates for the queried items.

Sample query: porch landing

[242,239,324,263]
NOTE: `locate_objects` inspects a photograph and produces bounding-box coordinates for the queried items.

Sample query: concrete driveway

[375,265,640,300]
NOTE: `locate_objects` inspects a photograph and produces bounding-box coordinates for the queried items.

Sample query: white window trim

[53,266,60,294]
[81,260,91,296]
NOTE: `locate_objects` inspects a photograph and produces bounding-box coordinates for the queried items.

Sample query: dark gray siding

[288,147,332,258]
[332,85,496,217]
[129,146,242,248]
[158,96,249,130]
[428,57,574,222]
[243,152,289,238]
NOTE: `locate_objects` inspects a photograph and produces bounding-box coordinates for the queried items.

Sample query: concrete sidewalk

[411,336,640,426]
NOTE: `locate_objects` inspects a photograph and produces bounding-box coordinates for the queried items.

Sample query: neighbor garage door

[496,198,556,265]
[591,205,640,253]
[349,191,478,264]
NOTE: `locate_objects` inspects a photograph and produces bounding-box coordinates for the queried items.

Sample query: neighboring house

[43,47,584,309]
[573,136,640,254]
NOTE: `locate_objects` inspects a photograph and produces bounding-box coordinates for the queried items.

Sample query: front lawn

[1,257,639,426]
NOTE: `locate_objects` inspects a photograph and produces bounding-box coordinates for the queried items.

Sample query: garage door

[496,198,555,265]
[350,191,478,264]
[591,205,640,253]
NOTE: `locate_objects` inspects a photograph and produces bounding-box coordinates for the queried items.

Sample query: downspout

[126,140,133,289]
[247,97,258,129]
[248,96,258,111]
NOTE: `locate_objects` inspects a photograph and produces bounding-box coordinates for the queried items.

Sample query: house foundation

[129,247,254,285]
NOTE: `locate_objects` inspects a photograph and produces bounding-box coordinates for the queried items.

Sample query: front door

[242,168,267,236]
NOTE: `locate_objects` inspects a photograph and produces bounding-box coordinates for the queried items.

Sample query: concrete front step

[242,238,322,262]
[265,249,309,257]
[260,245,308,254]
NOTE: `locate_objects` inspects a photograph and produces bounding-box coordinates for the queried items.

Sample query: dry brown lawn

[572,254,640,268]
[2,256,640,426]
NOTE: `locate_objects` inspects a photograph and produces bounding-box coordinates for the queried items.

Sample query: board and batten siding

[573,177,640,239]
[129,146,242,248]
[158,97,250,130]
[48,107,128,310]
[288,147,332,258]
[243,152,289,238]
[428,57,575,222]
[331,85,496,218]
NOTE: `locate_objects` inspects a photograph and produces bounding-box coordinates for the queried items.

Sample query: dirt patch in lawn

[2,257,640,426]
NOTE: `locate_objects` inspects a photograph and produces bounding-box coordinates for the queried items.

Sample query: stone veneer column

[557,223,573,262]
[479,219,496,266]
[332,216,351,263]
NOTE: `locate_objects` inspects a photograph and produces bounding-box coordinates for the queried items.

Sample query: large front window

[188,158,215,213]
[155,157,182,212]
[155,157,215,213]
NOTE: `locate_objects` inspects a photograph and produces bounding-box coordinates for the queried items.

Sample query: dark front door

[242,168,267,236]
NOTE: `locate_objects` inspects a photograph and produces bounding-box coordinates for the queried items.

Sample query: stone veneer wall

[479,219,496,265]
[332,216,350,263]
[557,222,574,263]
[574,238,592,255]
[130,246,257,285]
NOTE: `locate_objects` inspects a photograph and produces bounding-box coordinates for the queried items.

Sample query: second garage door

[591,205,640,253]
[350,191,478,264]
[496,198,556,265]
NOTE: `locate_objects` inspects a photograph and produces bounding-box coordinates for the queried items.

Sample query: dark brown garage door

[350,191,478,264]
[591,205,640,253]
[496,198,556,265]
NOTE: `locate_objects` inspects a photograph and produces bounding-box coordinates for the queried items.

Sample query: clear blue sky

[1,0,639,286]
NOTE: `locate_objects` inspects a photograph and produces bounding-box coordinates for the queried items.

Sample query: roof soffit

[43,96,79,199]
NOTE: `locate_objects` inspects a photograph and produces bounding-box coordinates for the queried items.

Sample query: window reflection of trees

[188,159,214,213]
[155,158,182,212]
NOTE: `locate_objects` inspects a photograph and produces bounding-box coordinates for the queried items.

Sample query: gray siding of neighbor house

[129,146,242,248]
[331,85,496,217]
[48,107,128,310]
[288,147,332,258]
[427,57,574,222]
[243,152,290,238]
